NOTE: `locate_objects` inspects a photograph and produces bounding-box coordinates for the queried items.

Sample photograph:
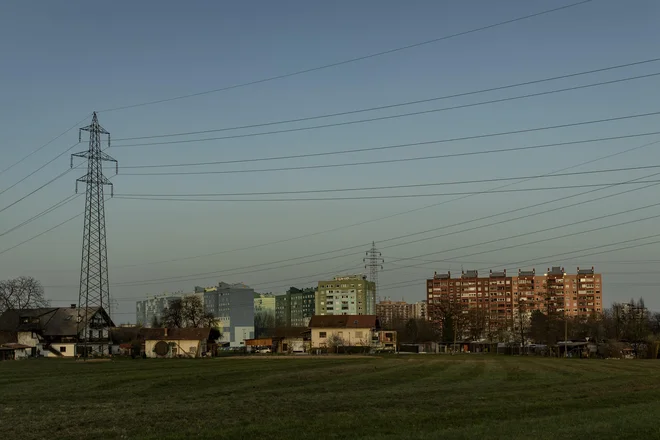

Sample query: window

[355,331,363,338]
[319,332,327,338]
[60,346,66,353]
[337,331,343,337]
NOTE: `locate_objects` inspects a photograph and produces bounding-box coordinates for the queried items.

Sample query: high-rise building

[376,300,413,325]
[316,275,375,316]
[426,267,603,339]
[204,282,255,347]
[275,287,316,327]
[135,290,206,327]
[136,295,182,327]
[254,293,276,315]
[412,300,427,320]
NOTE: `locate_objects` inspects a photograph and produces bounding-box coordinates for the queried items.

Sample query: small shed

[0,343,31,360]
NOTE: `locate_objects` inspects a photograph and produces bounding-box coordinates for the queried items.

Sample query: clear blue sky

[1,0,660,322]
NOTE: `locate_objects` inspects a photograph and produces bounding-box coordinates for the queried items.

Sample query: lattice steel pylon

[71,112,117,358]
[364,241,384,298]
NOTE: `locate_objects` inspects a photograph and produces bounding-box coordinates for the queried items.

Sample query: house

[144,328,217,358]
[0,306,114,357]
[109,327,164,357]
[0,343,31,361]
[309,315,387,350]
[244,327,311,353]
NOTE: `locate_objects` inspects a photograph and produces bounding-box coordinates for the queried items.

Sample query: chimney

[164,328,168,337]
[70,304,76,309]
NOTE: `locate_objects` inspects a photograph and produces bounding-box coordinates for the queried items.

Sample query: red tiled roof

[308,315,378,329]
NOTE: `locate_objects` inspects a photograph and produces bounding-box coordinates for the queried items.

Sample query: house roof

[0,331,17,344]
[308,315,378,329]
[1,343,31,349]
[0,307,113,337]
[111,327,214,342]
[147,328,213,341]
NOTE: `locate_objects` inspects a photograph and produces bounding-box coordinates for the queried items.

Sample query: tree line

[383,297,660,351]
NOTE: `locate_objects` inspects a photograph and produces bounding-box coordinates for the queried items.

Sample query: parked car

[258,348,272,354]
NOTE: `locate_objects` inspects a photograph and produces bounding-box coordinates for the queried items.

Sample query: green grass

[1,355,659,440]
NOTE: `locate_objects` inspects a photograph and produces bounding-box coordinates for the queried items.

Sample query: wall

[232,326,254,348]
[311,328,372,348]
[145,339,204,358]
[17,331,39,349]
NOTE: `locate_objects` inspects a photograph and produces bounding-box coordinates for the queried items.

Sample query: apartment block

[275,287,316,327]
[204,282,255,347]
[254,293,276,316]
[376,300,427,325]
[316,275,376,316]
[136,294,182,327]
[426,267,603,337]
[376,301,412,325]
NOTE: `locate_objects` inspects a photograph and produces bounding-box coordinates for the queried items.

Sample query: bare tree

[515,301,529,353]
[0,276,49,314]
[326,333,346,354]
[254,311,276,338]
[162,297,216,329]
[151,315,162,328]
[200,312,217,329]
[162,299,185,328]
[182,296,205,327]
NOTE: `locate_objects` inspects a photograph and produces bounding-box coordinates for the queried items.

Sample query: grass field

[1,355,659,440]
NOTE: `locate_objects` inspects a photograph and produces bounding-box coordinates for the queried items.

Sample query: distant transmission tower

[364,241,384,297]
[71,112,118,357]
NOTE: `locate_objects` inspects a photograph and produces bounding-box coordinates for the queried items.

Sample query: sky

[1,0,660,323]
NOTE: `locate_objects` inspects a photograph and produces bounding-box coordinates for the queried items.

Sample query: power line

[116,164,660,197]
[114,57,660,143]
[0,142,81,197]
[120,131,660,173]
[98,0,593,113]
[379,235,660,292]
[123,131,660,176]
[0,197,112,258]
[0,114,90,177]
[111,247,368,287]
[382,206,660,275]
[96,171,660,288]
[0,169,73,215]
[106,138,660,271]
[0,147,95,215]
[113,180,660,203]
[5,136,655,280]
[377,176,660,254]
[45,137,653,272]
[118,108,660,176]
[112,79,660,150]
[480,234,660,273]
[0,194,81,238]
[0,211,84,257]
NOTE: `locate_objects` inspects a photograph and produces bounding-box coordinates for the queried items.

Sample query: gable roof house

[143,328,217,358]
[309,315,385,350]
[0,306,114,358]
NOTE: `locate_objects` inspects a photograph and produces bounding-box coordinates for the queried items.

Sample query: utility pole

[364,242,384,313]
[71,112,118,359]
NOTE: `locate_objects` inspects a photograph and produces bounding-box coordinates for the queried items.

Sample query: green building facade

[275,287,317,327]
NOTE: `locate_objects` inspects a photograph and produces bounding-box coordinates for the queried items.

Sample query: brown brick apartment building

[376,300,427,326]
[426,267,602,337]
